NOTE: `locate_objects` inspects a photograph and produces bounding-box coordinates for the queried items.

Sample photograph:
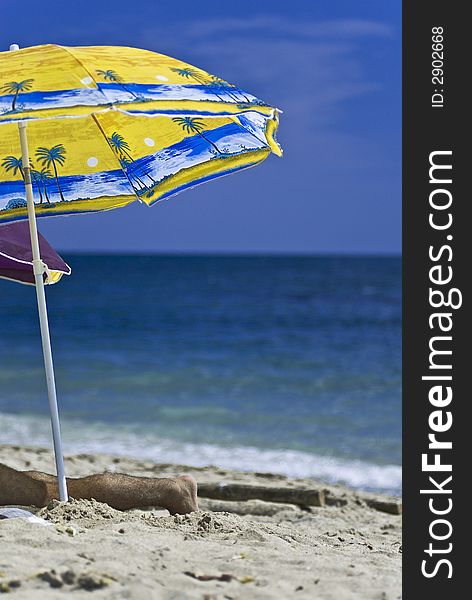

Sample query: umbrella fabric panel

[0,220,70,285]
[0,45,108,121]
[0,114,137,224]
[94,109,278,205]
[0,108,278,224]
[0,45,277,123]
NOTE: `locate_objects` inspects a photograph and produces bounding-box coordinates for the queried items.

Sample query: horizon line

[58,249,402,258]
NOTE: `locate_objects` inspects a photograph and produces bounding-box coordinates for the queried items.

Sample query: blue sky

[1,1,401,254]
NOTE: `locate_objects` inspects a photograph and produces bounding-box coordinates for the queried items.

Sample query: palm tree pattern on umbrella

[117,156,149,191]
[2,156,53,205]
[170,67,228,102]
[172,117,224,155]
[31,168,53,204]
[95,69,140,100]
[170,66,209,86]
[35,145,67,202]
[107,132,156,192]
[30,169,44,204]
[2,155,25,181]
[210,76,251,103]
[1,79,34,111]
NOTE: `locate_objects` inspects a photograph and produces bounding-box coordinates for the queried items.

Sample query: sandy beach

[0,443,401,599]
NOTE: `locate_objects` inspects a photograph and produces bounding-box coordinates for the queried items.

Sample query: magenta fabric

[0,221,70,284]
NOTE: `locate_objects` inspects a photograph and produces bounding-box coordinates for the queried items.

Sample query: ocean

[0,255,401,495]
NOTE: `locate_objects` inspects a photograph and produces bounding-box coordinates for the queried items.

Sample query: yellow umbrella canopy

[0,44,282,225]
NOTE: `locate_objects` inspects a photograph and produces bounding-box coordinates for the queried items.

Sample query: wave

[0,412,401,495]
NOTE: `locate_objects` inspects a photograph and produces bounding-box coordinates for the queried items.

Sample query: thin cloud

[181,17,394,40]
[138,18,388,130]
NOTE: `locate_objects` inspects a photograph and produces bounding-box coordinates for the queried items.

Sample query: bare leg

[0,463,48,507]
[67,473,198,514]
[7,467,198,514]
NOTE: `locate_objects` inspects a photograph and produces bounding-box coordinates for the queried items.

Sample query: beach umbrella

[0,220,70,285]
[0,43,282,500]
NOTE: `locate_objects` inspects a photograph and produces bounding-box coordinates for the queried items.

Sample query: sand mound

[144,510,305,545]
[38,498,127,524]
[38,500,277,543]
[151,510,266,536]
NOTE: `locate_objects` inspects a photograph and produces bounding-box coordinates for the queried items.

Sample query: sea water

[0,255,401,494]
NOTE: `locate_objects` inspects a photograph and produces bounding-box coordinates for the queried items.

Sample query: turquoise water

[0,255,401,494]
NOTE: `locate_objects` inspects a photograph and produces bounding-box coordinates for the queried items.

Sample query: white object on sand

[0,507,52,526]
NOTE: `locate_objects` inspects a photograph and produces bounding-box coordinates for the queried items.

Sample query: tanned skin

[0,463,198,515]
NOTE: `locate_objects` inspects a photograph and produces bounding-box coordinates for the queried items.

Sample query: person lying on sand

[0,463,198,515]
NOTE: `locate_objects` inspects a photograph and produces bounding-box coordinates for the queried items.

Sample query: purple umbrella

[0,221,70,285]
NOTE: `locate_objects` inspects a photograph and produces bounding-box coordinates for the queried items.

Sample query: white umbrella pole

[18,121,68,502]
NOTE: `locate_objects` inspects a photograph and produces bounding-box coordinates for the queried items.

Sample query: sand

[0,444,401,599]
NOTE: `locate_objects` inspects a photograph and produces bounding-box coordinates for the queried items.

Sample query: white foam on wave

[0,412,402,495]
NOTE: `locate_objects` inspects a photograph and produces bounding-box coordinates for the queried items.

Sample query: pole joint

[24,166,32,185]
[33,258,47,276]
